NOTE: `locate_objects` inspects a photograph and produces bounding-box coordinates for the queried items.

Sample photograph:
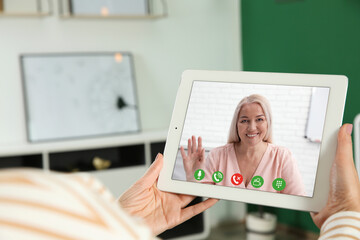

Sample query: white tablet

[158,70,348,212]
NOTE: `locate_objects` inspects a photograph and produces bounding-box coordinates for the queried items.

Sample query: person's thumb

[139,153,164,188]
[335,124,354,165]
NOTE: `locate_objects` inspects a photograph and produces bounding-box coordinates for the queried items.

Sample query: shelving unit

[0,154,43,168]
[0,0,167,19]
[0,12,51,17]
[0,130,167,195]
[0,0,53,17]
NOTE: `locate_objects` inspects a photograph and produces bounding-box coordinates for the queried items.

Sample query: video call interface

[171,81,330,198]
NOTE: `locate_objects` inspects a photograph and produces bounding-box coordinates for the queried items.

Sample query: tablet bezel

[158,70,348,212]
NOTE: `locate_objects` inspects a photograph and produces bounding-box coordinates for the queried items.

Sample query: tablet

[158,70,348,212]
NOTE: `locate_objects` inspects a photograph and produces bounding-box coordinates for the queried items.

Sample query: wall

[0,0,241,145]
[0,0,242,231]
[241,0,360,233]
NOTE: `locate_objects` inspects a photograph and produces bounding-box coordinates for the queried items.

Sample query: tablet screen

[172,81,330,198]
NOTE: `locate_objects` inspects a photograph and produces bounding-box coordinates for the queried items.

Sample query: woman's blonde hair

[227,94,273,143]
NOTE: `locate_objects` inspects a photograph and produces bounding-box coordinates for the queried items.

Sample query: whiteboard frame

[158,70,348,212]
[20,52,141,143]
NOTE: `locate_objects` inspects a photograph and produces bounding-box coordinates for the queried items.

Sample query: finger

[201,148,205,163]
[179,195,218,209]
[309,212,318,225]
[191,136,197,153]
[310,210,326,228]
[198,136,203,152]
[187,138,192,156]
[180,146,187,160]
[139,153,163,187]
[336,124,360,189]
[179,195,196,208]
[310,212,317,218]
[335,124,354,165]
[180,198,219,223]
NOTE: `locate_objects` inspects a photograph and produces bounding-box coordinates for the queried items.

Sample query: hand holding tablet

[118,71,358,238]
[158,70,348,212]
[311,124,360,228]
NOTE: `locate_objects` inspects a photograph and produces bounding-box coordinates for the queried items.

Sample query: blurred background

[0,0,359,239]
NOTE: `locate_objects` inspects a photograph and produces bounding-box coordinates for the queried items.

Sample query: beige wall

[0,0,241,145]
[0,0,244,228]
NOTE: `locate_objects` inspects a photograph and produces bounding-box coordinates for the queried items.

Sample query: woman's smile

[246,133,259,138]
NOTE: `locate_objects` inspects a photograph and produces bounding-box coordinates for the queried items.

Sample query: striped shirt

[319,211,360,240]
[0,169,359,239]
[0,169,155,240]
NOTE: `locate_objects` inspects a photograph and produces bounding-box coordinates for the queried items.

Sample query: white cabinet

[0,130,167,196]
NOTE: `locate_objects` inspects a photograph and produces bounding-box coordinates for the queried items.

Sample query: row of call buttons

[194,169,286,191]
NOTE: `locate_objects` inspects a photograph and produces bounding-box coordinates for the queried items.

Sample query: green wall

[242,0,360,233]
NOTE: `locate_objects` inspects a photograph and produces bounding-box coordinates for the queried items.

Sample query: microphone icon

[194,169,205,181]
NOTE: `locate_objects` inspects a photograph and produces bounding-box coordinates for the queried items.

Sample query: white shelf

[0,12,51,17]
[0,130,167,156]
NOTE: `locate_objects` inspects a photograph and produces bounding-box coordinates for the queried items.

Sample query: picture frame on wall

[20,52,141,143]
[69,0,149,16]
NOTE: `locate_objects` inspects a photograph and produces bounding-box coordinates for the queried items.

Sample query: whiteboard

[305,87,330,142]
[21,52,140,142]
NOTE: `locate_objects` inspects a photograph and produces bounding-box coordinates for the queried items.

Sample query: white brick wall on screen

[172,81,326,197]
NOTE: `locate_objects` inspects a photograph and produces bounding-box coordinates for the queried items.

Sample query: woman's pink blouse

[201,143,307,196]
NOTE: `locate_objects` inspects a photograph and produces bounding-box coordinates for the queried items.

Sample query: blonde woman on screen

[181,94,306,196]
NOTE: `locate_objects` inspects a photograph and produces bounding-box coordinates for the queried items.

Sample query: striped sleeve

[0,169,156,240]
[319,211,360,240]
